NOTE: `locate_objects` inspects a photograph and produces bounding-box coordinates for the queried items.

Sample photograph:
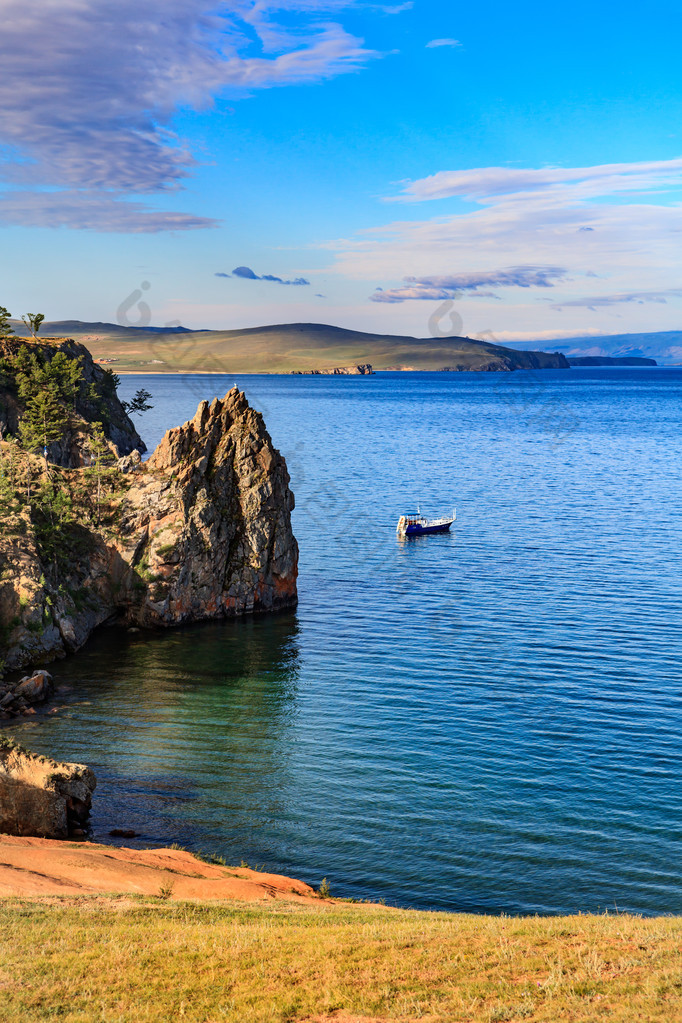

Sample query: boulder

[14,670,53,704]
[0,670,54,717]
[117,449,142,473]
[0,741,96,839]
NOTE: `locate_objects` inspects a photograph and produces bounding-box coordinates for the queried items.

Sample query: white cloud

[0,1,380,230]
[392,158,682,203]
[425,38,462,49]
[323,158,682,337]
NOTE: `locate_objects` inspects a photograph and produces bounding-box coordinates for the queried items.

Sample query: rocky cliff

[0,388,298,670]
[291,364,374,375]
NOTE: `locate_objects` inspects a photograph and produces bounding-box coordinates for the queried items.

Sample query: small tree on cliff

[0,458,13,511]
[49,351,83,411]
[122,388,153,417]
[84,422,117,525]
[22,313,45,339]
[0,306,14,339]
[19,389,68,468]
[0,437,21,511]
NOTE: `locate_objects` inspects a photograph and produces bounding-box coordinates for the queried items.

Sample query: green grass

[0,897,680,1022]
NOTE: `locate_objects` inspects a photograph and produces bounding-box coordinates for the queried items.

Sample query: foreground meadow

[1,897,680,1022]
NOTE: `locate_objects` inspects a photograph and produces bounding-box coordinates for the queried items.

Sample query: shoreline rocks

[0,670,54,719]
[0,740,96,839]
[291,364,373,375]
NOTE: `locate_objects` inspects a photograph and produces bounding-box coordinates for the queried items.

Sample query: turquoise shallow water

[10,368,682,914]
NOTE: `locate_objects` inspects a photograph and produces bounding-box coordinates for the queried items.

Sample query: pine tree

[19,388,68,465]
[4,438,20,490]
[11,347,84,464]
[33,474,75,575]
[50,352,82,410]
[0,458,13,512]
[122,388,153,417]
[84,422,116,524]
[0,306,14,339]
[21,313,45,339]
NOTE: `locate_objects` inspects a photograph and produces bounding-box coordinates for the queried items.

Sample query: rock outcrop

[0,388,298,670]
[291,364,374,375]
[0,740,96,839]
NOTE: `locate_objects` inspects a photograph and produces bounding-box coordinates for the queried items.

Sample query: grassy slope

[12,321,566,374]
[1,897,681,1022]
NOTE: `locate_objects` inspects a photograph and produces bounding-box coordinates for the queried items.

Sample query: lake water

[10,367,682,915]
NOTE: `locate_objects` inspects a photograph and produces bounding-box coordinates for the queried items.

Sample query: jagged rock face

[0,336,145,465]
[0,742,96,839]
[0,389,298,669]
[117,388,298,625]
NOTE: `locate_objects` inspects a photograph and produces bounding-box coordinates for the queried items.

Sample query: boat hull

[402,520,453,536]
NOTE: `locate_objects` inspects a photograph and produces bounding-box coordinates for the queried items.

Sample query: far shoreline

[110,364,674,375]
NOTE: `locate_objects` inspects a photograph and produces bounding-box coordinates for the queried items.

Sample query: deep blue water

[10,368,682,915]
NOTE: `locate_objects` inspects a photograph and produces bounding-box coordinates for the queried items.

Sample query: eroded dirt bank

[0,834,319,902]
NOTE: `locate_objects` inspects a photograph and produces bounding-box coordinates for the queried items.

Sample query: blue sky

[2,0,682,341]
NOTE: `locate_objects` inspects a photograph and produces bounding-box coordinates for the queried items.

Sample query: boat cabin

[397,513,424,531]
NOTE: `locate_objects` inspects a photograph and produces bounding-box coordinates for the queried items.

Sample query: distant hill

[8,320,569,374]
[10,319,200,337]
[509,331,682,366]
[567,356,657,367]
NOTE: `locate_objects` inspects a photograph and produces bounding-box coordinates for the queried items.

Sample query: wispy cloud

[425,38,462,49]
[216,265,310,285]
[0,1,382,231]
[0,190,217,232]
[553,289,682,311]
[377,3,413,12]
[371,266,568,302]
[392,158,682,203]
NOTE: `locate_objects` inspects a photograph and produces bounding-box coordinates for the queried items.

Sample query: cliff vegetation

[0,314,145,467]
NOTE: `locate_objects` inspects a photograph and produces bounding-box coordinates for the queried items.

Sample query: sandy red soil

[0,834,319,901]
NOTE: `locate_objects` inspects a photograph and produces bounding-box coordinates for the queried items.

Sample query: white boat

[397,508,456,536]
